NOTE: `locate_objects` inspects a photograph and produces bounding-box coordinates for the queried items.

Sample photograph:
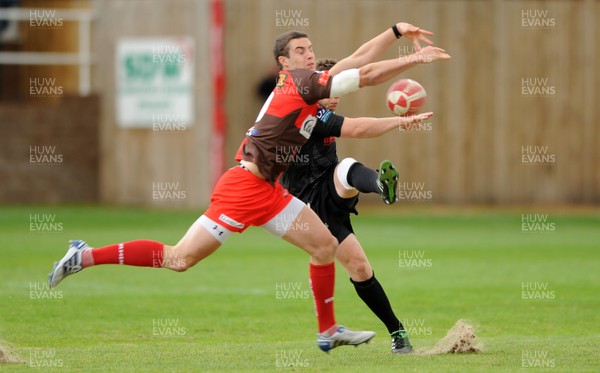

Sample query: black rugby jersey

[280,106,344,202]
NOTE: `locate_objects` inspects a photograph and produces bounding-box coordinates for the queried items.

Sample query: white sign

[116,37,194,128]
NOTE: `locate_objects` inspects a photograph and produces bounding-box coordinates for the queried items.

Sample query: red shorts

[204,166,294,232]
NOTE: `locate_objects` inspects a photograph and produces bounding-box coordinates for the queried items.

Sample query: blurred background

[0,0,598,208]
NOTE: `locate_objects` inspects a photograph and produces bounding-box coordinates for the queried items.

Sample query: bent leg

[163,215,223,272]
[334,158,380,198]
[82,215,223,273]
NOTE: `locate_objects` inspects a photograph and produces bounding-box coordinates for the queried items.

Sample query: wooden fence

[223,0,599,204]
[4,0,597,206]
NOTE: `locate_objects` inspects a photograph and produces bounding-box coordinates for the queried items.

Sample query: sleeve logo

[316,107,332,123]
[317,70,329,86]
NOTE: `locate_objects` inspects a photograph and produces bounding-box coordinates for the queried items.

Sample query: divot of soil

[414,319,482,355]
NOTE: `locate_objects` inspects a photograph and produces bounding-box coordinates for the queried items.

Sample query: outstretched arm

[340,112,433,138]
[358,46,451,88]
[329,46,450,98]
[329,22,434,76]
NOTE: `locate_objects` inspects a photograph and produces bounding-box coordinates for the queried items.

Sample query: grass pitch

[0,205,599,372]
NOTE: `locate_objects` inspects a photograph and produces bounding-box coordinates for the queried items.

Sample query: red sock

[90,240,164,268]
[309,262,337,333]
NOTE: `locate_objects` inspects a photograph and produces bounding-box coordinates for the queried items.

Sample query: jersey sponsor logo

[323,136,336,146]
[219,214,244,229]
[317,70,329,86]
[299,114,317,139]
[276,73,288,88]
[316,107,332,123]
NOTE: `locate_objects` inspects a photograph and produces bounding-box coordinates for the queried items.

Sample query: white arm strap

[330,68,360,97]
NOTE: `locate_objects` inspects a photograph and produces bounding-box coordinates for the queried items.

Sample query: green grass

[1,205,599,372]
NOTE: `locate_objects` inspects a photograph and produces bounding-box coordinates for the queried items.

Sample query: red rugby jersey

[239,69,332,183]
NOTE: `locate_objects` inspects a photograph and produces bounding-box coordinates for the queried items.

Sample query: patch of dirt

[415,319,482,355]
[0,342,23,364]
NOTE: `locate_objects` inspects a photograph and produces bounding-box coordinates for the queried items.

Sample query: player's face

[280,38,315,70]
[318,97,340,111]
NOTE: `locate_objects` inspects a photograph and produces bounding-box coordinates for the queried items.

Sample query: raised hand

[412,46,452,64]
[397,23,434,51]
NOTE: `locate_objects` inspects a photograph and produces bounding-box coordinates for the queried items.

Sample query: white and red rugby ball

[386,79,427,116]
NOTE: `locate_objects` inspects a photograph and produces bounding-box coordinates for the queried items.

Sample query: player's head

[316,59,340,111]
[274,30,315,71]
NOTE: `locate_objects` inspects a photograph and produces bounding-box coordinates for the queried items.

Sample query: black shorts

[307,166,359,244]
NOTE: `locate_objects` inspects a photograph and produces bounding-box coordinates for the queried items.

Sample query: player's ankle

[81,249,94,268]
[322,323,339,336]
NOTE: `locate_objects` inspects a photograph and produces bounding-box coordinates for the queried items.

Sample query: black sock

[346,162,379,194]
[351,274,404,334]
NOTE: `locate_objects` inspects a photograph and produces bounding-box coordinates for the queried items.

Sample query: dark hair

[316,59,337,71]
[273,30,308,69]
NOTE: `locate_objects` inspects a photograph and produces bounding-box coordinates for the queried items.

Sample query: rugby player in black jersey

[280,58,433,353]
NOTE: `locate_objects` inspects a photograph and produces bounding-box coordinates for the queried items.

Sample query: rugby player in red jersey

[49,24,450,352]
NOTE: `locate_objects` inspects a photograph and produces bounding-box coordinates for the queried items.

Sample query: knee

[334,158,359,198]
[336,158,358,187]
[162,246,194,272]
[311,235,338,262]
[325,235,338,256]
[352,261,373,281]
[343,252,372,281]
[164,257,192,272]
[169,261,190,272]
